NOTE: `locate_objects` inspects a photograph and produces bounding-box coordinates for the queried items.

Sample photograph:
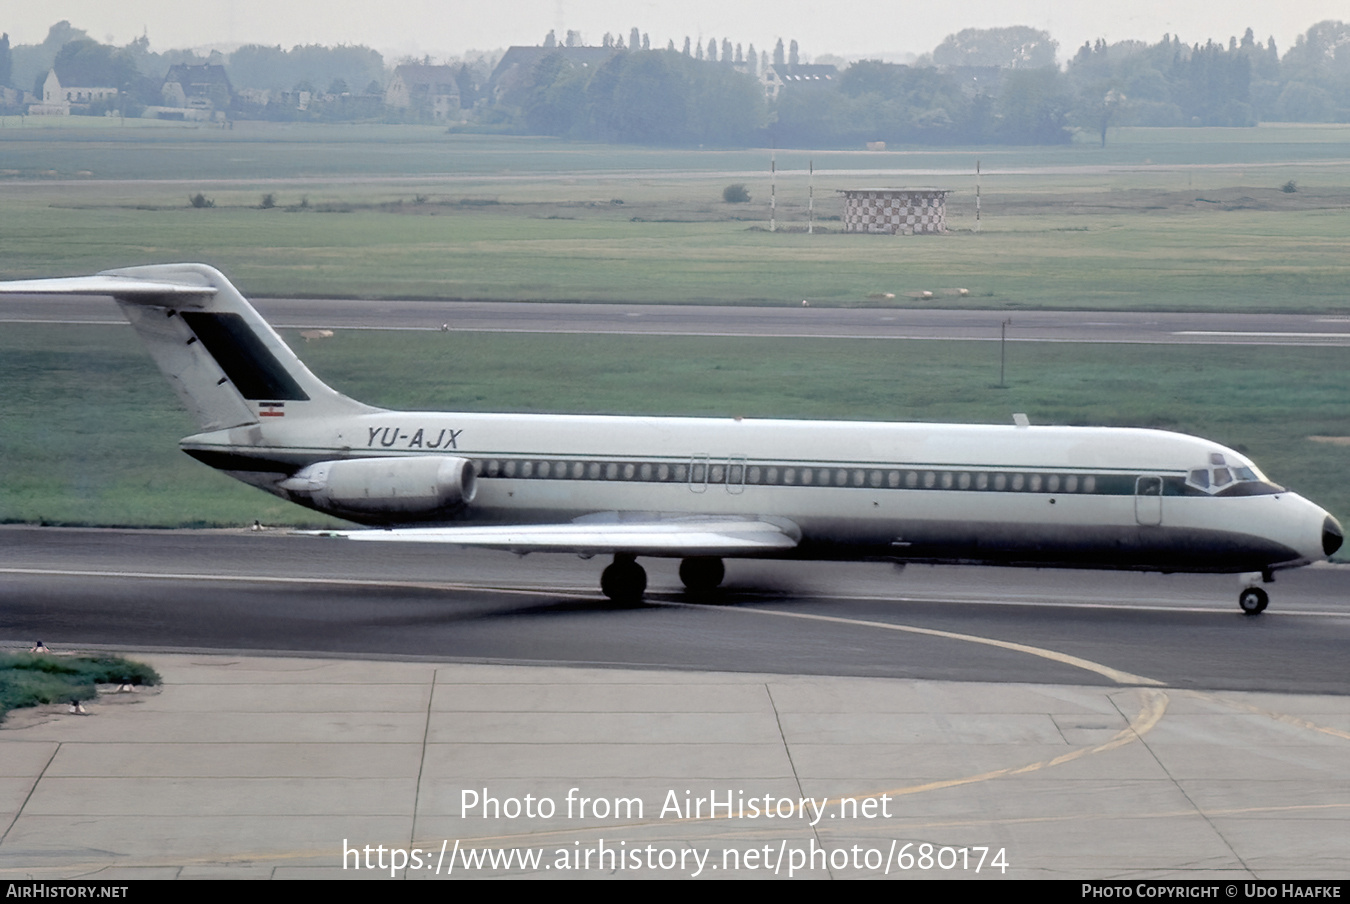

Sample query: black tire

[601,559,647,603]
[1239,587,1269,615]
[679,556,725,593]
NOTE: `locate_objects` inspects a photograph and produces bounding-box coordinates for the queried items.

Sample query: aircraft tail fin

[1,264,375,431]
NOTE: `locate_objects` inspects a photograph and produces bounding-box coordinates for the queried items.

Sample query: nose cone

[1324,516,1343,558]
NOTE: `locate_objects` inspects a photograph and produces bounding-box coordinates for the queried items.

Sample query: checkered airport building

[840,189,949,235]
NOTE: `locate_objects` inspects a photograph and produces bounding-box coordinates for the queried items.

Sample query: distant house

[143,64,234,120]
[384,64,461,120]
[28,69,118,115]
[761,63,838,101]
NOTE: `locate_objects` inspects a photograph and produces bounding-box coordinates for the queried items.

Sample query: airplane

[0,263,1341,614]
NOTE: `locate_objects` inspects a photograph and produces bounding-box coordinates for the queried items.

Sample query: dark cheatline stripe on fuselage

[180,312,309,402]
[469,456,1281,499]
[181,448,1284,499]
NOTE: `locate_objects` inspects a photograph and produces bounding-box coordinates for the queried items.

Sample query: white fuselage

[185,409,1334,574]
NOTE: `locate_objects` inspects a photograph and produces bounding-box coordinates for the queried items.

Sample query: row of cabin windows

[476,458,1108,495]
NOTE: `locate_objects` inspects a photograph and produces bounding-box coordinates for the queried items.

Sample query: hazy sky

[3,1,1344,61]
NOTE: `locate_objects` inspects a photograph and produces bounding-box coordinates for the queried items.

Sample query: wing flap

[302,517,801,557]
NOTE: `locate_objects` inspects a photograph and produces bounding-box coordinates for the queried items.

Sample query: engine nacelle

[280,456,477,517]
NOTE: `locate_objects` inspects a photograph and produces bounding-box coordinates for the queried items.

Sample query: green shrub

[723,183,751,203]
[0,653,161,723]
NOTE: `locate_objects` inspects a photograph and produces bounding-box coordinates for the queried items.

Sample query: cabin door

[726,456,746,494]
[688,454,709,493]
[1134,476,1163,526]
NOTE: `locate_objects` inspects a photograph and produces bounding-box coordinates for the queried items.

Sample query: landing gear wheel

[679,556,725,593]
[601,556,647,603]
[1239,587,1269,616]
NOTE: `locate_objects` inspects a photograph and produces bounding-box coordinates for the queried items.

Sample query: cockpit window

[1185,456,1282,496]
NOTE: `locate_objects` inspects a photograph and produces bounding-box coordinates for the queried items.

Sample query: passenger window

[1012,473,1024,491]
[976,472,989,490]
[1029,474,1042,492]
[870,470,882,488]
[923,471,936,488]
[1084,475,1096,493]
[1065,475,1078,492]
[606,462,619,480]
[748,466,761,484]
[504,460,517,477]
[905,471,918,488]
[538,461,550,478]
[958,472,971,490]
[766,467,779,484]
[994,473,1007,491]
[888,471,900,488]
[784,468,796,485]
[624,463,636,480]
[588,462,601,480]
[640,463,652,480]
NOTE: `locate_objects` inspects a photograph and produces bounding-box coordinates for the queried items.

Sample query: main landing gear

[1238,570,1273,616]
[600,554,647,604]
[598,555,727,603]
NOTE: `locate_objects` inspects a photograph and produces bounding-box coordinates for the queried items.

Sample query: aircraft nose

[1323,516,1343,558]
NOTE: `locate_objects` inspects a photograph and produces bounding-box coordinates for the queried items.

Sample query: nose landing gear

[1238,586,1269,615]
[1238,569,1273,615]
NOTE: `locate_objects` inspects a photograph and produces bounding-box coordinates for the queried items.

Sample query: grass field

[1,123,1347,536]
[2,323,1347,534]
[1,122,1349,310]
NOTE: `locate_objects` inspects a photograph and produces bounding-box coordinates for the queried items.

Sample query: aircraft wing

[0,274,218,299]
[301,516,801,558]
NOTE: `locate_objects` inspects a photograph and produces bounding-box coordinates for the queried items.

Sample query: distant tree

[723,183,751,202]
[455,63,479,107]
[667,39,675,52]
[707,39,717,62]
[683,37,691,56]
[722,39,733,66]
[631,28,641,52]
[643,34,650,51]
[773,39,785,68]
[933,26,1058,69]
[327,78,347,95]
[0,33,10,88]
[543,30,556,48]
[789,40,799,66]
[696,42,703,61]
[746,44,757,76]
[603,33,614,49]
[995,67,1072,142]
[53,39,137,91]
[565,30,583,48]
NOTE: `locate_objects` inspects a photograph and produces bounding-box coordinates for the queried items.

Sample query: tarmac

[2,651,1349,880]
